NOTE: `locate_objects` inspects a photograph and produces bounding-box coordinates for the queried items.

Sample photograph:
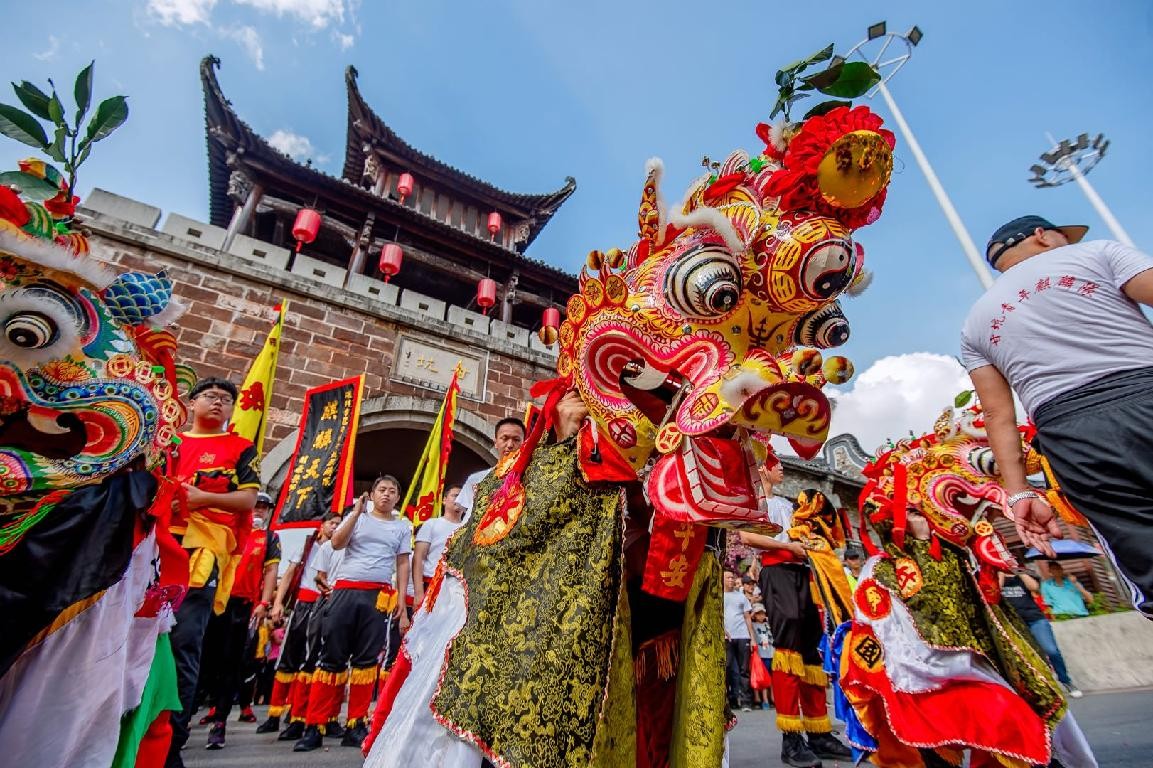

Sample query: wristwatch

[1005,490,1041,507]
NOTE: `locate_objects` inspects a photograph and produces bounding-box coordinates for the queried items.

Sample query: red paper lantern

[477,278,497,314]
[379,243,403,282]
[397,172,414,204]
[292,208,321,253]
[486,211,502,241]
[538,306,561,346]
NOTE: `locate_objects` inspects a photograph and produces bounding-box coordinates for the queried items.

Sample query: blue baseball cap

[986,215,1088,268]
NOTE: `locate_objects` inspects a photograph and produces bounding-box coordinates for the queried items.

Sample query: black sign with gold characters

[273,375,364,528]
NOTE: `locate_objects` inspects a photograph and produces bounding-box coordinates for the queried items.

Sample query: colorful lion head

[0,161,188,499]
[554,107,893,526]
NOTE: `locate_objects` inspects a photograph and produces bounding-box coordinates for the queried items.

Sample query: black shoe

[205,722,226,750]
[807,732,851,761]
[782,732,822,768]
[341,721,369,748]
[256,715,280,734]
[325,719,345,739]
[197,707,217,726]
[277,720,304,741]
[293,725,323,752]
[238,706,257,723]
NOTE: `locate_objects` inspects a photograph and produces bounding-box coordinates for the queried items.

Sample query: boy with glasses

[165,378,260,767]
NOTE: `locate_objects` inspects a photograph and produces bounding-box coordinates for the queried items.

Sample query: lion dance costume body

[839,405,1098,767]
[365,100,897,768]
[0,162,191,768]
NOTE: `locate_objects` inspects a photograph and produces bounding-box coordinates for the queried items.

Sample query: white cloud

[222,25,265,69]
[33,35,61,61]
[268,129,316,159]
[146,0,218,25]
[233,0,344,29]
[335,31,355,50]
[825,352,974,455]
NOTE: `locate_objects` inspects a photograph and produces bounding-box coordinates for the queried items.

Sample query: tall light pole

[1029,133,1135,246]
[846,22,994,289]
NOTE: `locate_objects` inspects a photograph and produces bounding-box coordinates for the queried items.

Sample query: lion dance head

[552,105,895,526]
[0,160,188,507]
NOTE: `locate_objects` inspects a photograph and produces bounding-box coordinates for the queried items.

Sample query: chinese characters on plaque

[393,335,485,399]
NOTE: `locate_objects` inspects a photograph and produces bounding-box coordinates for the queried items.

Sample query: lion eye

[970,446,997,476]
[5,312,58,349]
[800,238,853,299]
[665,248,742,319]
[794,302,850,348]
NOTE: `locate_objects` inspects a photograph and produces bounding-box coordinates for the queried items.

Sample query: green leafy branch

[771,44,882,122]
[0,61,128,198]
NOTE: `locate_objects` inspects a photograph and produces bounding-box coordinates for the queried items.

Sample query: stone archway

[262,393,497,496]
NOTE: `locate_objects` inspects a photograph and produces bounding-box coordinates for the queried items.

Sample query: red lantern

[397,173,414,204]
[486,211,502,241]
[379,243,403,282]
[292,208,321,253]
[477,278,497,314]
[538,306,561,346]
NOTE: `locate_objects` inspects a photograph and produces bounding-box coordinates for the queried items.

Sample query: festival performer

[457,418,524,517]
[411,484,465,608]
[840,403,1097,768]
[202,496,280,749]
[739,463,853,768]
[0,67,195,768]
[164,378,260,765]
[257,511,342,737]
[294,476,412,752]
[363,50,897,767]
[962,215,1153,617]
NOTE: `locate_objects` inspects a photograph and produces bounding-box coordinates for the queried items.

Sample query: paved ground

[183,688,1153,767]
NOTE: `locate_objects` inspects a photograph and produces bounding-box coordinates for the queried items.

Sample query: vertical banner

[401,364,462,528]
[231,301,287,456]
[274,375,365,529]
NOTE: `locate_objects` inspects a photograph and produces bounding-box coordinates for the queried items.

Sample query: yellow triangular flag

[231,301,287,455]
[402,364,463,529]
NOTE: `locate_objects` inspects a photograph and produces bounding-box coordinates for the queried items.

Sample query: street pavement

[183,688,1153,767]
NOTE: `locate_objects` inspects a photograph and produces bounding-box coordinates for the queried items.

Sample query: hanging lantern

[477,278,497,315]
[397,172,414,204]
[292,208,321,253]
[539,306,561,346]
[486,211,502,241]
[379,243,403,283]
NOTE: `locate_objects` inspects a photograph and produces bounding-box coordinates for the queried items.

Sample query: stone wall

[1052,611,1153,691]
[81,198,559,480]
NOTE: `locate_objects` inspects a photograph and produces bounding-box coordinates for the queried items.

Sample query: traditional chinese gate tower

[81,56,578,490]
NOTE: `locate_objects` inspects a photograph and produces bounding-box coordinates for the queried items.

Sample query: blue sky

[3,0,1151,445]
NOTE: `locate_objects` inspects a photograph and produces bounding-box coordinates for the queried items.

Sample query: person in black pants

[723,569,754,710]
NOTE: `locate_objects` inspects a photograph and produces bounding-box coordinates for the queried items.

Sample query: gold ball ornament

[822,355,855,385]
[816,130,894,209]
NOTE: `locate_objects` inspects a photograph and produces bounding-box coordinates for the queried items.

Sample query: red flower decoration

[43,190,79,219]
[765,105,895,229]
[702,172,746,202]
[0,187,30,228]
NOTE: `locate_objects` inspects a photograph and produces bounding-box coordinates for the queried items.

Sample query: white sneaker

[1065,684,1084,698]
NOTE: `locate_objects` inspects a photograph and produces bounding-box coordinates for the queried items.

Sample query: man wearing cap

[962,216,1153,618]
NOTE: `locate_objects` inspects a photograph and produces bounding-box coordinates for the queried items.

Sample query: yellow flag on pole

[402,364,463,529]
[231,301,287,455]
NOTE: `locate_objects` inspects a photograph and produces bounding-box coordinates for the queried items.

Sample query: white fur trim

[149,299,187,329]
[0,230,115,289]
[844,269,873,297]
[769,121,792,153]
[667,206,745,256]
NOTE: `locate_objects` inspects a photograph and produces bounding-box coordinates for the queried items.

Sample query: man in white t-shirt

[457,417,526,517]
[411,485,465,608]
[962,215,1153,618]
[723,569,755,711]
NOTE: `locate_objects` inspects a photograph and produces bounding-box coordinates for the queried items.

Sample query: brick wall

[92,233,558,452]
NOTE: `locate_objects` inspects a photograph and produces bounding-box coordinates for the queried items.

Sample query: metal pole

[1063,160,1135,247]
[876,81,994,288]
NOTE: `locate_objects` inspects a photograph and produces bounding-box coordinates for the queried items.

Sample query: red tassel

[890,463,908,551]
[929,534,942,561]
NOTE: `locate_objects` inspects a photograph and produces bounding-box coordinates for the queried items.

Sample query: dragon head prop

[858,402,1033,576]
[554,105,894,527]
[0,160,189,499]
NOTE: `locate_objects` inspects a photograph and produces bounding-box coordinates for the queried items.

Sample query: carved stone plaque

[392,334,486,399]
